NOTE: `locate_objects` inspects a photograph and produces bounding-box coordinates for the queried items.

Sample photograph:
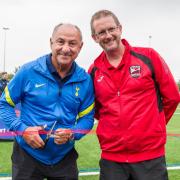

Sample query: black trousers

[99,156,169,180]
[12,141,78,180]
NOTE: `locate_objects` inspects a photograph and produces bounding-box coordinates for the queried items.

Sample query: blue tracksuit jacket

[0,54,94,165]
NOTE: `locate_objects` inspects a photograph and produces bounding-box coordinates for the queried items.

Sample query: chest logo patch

[97,75,104,82]
[35,83,46,88]
[75,86,80,97]
[129,65,141,78]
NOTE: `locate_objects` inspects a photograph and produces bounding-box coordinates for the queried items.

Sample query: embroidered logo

[35,83,46,88]
[97,75,104,82]
[75,86,80,97]
[129,65,141,78]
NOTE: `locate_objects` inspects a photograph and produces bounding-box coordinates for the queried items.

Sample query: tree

[14,66,20,74]
[178,80,180,90]
[6,66,21,80]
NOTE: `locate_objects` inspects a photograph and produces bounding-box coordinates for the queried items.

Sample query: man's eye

[56,40,64,45]
[98,31,106,36]
[108,27,116,32]
[69,42,77,46]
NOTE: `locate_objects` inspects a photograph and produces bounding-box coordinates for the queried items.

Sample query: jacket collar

[94,39,131,71]
[33,54,87,83]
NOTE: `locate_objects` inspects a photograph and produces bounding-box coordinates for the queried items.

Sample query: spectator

[0,72,8,96]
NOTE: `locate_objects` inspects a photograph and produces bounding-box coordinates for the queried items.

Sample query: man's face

[92,16,122,52]
[2,73,8,80]
[50,25,83,69]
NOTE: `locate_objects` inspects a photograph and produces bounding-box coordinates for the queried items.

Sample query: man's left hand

[54,128,73,145]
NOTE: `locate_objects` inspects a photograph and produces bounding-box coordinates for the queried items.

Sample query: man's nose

[104,30,112,37]
[61,44,70,52]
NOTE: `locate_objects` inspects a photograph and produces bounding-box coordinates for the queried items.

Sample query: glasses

[95,26,119,37]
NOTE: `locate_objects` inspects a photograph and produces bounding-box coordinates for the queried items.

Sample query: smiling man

[0,23,94,180]
[89,10,180,180]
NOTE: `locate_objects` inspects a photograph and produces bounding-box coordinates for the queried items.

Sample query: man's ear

[50,38,53,51]
[92,34,99,43]
[50,38,53,45]
[79,41,83,50]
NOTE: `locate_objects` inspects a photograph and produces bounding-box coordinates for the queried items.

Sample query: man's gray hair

[52,23,83,41]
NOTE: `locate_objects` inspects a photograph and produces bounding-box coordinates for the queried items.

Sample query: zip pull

[117,90,120,96]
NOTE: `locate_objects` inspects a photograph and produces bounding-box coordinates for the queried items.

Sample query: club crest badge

[129,65,141,78]
[75,86,80,97]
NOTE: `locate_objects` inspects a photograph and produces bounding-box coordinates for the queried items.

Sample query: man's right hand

[22,126,45,149]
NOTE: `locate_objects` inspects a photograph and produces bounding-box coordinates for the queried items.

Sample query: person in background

[89,9,180,180]
[0,23,94,180]
[0,72,8,96]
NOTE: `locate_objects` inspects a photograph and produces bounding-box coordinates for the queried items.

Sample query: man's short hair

[52,23,83,41]
[90,10,121,35]
[1,72,7,76]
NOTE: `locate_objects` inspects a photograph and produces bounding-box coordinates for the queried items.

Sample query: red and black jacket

[89,39,180,163]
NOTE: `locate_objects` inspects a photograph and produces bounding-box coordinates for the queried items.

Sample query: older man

[0,23,94,180]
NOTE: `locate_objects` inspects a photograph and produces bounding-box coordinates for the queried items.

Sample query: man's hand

[22,126,45,149]
[54,128,73,145]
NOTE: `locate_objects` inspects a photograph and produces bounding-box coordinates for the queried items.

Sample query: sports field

[0,106,180,179]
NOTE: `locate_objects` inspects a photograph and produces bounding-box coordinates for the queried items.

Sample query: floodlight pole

[148,35,152,47]
[2,27,10,72]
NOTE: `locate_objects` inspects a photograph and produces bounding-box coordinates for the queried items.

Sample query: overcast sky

[0,0,180,81]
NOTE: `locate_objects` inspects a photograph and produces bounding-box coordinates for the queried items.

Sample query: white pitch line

[79,166,180,176]
[79,172,100,176]
[167,166,180,170]
[0,166,180,179]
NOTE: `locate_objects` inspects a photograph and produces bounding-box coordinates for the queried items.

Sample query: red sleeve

[150,48,180,123]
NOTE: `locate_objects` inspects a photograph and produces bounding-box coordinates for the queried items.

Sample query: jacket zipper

[117,90,120,96]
